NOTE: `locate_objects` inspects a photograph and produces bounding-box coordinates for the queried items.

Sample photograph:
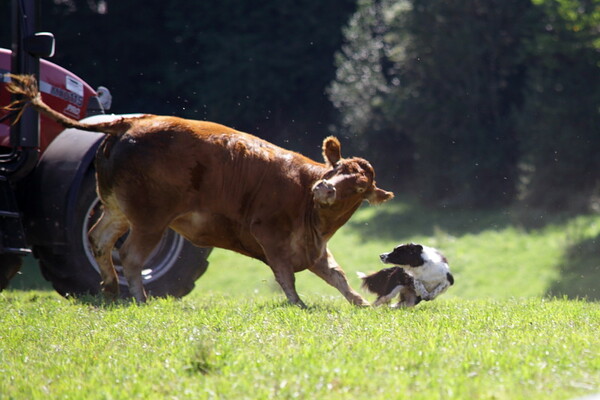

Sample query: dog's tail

[356,271,372,291]
[4,74,130,136]
[358,267,408,294]
[357,270,379,293]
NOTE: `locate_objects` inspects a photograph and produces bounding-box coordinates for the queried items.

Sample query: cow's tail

[4,74,129,136]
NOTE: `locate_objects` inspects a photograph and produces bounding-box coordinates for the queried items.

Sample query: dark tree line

[329,0,600,211]
[8,0,355,159]
[1,0,598,211]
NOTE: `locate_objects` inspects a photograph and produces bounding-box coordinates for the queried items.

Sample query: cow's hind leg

[88,207,129,300]
[117,227,165,303]
[309,248,370,306]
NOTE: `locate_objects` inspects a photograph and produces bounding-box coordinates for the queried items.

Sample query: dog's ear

[391,243,424,267]
[409,243,423,253]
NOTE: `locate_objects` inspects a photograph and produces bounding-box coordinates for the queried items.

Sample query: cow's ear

[366,187,394,205]
[323,136,342,166]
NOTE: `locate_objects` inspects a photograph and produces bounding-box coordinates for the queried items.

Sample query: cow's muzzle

[312,179,336,205]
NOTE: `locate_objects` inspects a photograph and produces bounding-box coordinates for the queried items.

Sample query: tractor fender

[20,114,140,251]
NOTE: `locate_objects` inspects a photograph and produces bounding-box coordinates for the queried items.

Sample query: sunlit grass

[4,199,600,399]
[1,294,598,399]
[193,201,600,302]
[11,199,600,302]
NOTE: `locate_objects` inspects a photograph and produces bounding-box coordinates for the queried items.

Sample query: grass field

[1,295,598,399]
[196,200,600,302]
[2,199,600,399]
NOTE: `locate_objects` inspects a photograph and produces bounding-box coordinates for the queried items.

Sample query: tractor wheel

[36,169,210,299]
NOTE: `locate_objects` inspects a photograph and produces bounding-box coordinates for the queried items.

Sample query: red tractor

[0,0,210,296]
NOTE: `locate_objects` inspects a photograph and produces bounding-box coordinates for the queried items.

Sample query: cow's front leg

[308,248,370,306]
[270,265,307,308]
[251,219,307,308]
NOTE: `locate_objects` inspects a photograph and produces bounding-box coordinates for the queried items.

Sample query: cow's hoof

[289,299,307,309]
[101,291,119,302]
[101,283,119,301]
[353,298,371,307]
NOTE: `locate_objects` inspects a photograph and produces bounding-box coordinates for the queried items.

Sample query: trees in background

[2,0,598,211]
[35,0,355,156]
[516,0,600,211]
[330,0,600,210]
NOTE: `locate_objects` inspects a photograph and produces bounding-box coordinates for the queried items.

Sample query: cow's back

[95,115,324,258]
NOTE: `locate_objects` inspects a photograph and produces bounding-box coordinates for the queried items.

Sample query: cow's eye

[355,176,369,193]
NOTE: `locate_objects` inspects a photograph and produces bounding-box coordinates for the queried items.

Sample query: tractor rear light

[86,87,112,117]
[96,86,112,111]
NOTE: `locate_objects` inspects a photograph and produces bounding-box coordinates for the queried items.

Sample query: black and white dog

[359,243,454,307]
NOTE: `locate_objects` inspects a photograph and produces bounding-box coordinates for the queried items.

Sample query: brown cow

[6,75,393,307]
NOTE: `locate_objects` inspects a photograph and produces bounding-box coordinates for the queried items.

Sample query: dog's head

[380,243,454,288]
[379,243,425,267]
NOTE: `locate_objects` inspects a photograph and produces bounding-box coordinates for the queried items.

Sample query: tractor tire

[36,169,210,299]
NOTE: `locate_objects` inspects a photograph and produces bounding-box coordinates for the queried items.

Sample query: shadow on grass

[70,295,144,308]
[7,256,135,306]
[349,197,588,242]
[8,255,53,291]
[348,199,514,241]
[255,298,342,313]
[547,235,600,301]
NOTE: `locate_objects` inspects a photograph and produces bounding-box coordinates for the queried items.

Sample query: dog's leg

[373,285,403,306]
[393,287,418,308]
[413,279,433,301]
[373,296,389,306]
[427,281,451,299]
[413,280,451,301]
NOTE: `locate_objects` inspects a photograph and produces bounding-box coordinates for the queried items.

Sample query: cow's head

[312,136,394,207]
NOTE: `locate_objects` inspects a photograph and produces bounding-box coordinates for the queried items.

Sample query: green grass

[1,294,598,399]
[3,199,600,399]
[191,200,600,301]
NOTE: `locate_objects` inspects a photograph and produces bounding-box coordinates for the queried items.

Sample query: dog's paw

[392,301,416,309]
